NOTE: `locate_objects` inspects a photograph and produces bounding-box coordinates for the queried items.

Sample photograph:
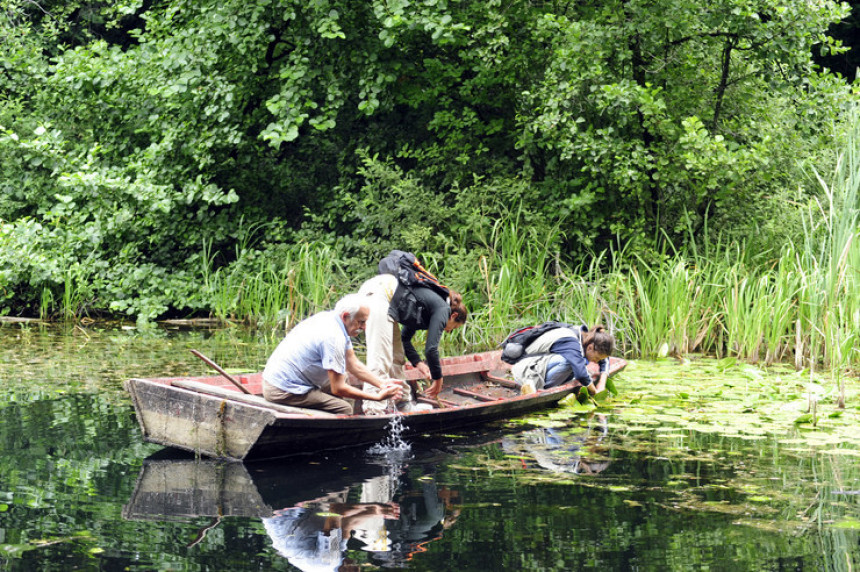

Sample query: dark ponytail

[582,325,615,356]
[449,290,467,324]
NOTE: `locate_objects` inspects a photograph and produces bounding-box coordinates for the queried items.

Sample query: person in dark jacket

[391,285,467,399]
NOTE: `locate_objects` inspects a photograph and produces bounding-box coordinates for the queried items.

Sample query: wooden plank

[170,379,337,418]
[482,373,519,389]
[416,397,458,409]
[127,380,274,460]
[452,388,500,402]
[401,350,506,380]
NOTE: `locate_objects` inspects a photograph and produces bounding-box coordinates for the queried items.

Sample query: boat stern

[125,378,277,460]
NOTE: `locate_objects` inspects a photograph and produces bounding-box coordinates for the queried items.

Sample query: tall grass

[474,208,563,342]
[202,240,343,328]
[38,265,90,322]
[476,222,856,373]
[795,107,860,404]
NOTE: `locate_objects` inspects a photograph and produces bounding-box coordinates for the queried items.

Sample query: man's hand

[375,381,404,402]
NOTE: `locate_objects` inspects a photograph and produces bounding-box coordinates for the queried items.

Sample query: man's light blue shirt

[262,311,352,394]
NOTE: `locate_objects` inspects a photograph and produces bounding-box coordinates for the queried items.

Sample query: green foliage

[517,0,853,249]
[0,0,857,334]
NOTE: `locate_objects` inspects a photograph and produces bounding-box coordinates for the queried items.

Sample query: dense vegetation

[0,1,857,375]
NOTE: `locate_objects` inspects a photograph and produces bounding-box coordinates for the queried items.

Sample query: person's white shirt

[262,311,351,394]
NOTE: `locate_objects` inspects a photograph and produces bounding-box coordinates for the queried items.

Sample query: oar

[190,349,252,394]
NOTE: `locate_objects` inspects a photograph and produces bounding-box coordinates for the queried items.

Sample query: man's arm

[345,349,392,388]
[328,369,403,402]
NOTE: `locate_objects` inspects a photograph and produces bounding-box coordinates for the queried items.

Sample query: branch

[667,30,739,47]
[21,0,57,21]
[710,35,735,132]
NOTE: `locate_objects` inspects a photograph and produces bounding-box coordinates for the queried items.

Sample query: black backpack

[378,250,450,300]
[499,321,576,364]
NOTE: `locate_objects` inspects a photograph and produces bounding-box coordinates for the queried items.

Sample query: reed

[202,240,342,328]
[469,183,857,381]
[476,208,563,340]
[39,287,54,321]
[761,254,801,365]
[553,253,608,325]
[721,267,774,362]
[794,106,860,401]
[60,266,89,322]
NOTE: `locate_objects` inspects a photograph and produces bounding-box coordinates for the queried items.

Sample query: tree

[0,0,855,319]
[515,0,853,250]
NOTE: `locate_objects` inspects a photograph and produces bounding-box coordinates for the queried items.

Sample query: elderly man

[262,294,404,415]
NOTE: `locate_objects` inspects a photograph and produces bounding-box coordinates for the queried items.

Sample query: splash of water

[367,413,412,455]
[367,414,412,497]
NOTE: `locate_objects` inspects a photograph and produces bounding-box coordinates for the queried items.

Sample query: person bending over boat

[262,294,404,415]
[358,273,467,413]
[513,324,615,396]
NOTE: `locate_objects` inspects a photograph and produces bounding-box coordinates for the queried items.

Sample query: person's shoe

[520,382,536,395]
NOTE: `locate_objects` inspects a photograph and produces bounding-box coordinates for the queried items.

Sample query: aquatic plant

[795,105,860,405]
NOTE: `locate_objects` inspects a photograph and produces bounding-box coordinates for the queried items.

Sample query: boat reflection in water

[123,448,460,570]
[502,413,612,475]
[263,471,459,569]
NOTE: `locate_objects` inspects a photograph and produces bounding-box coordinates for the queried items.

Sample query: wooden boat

[124,350,627,460]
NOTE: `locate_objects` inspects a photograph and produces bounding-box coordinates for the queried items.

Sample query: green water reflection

[0,323,856,571]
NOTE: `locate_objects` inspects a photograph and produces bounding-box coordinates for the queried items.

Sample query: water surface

[0,323,857,570]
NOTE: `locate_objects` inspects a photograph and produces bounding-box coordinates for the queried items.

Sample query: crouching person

[513,325,615,396]
[262,294,404,415]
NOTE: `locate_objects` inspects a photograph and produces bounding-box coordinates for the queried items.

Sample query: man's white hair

[334,293,368,319]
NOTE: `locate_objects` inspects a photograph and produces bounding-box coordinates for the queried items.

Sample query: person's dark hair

[449,291,468,323]
[582,325,614,356]
[449,290,463,306]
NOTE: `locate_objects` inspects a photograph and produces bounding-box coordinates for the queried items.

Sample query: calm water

[0,323,857,571]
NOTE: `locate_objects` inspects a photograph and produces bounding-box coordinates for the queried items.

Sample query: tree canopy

[0,0,856,320]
